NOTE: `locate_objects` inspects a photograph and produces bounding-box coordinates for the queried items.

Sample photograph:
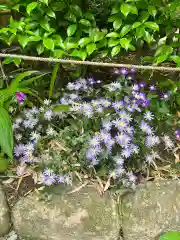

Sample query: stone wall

[0,180,180,240]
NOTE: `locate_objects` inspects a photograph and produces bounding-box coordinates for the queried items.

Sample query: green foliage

[160,232,180,240]
[0,0,179,65]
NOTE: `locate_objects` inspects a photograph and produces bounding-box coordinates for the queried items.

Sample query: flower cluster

[43,168,72,186]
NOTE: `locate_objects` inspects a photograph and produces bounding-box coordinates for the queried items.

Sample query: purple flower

[125,126,134,136]
[112,101,124,111]
[127,172,136,183]
[113,118,128,131]
[115,133,131,147]
[101,98,111,107]
[145,154,154,165]
[114,166,126,178]
[141,99,150,107]
[140,121,154,135]
[43,175,56,186]
[132,84,139,91]
[56,175,65,183]
[175,129,180,141]
[106,138,115,152]
[96,107,104,113]
[102,120,112,131]
[14,144,25,157]
[86,147,101,160]
[16,92,25,103]
[161,93,169,100]
[89,136,100,147]
[99,131,112,144]
[130,144,139,154]
[120,68,128,75]
[113,68,120,74]
[114,156,124,166]
[121,147,132,158]
[139,82,146,88]
[130,68,136,73]
[119,110,132,122]
[149,84,156,91]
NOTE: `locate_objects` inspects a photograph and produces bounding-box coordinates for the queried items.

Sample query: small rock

[12,185,119,240]
[122,180,180,240]
[0,184,11,236]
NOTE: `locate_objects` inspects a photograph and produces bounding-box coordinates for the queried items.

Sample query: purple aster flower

[161,93,169,100]
[144,111,154,121]
[60,97,69,105]
[43,168,54,176]
[175,129,180,141]
[139,92,146,100]
[14,144,25,157]
[132,84,139,91]
[99,131,112,144]
[86,147,101,160]
[141,99,150,107]
[56,175,65,183]
[145,154,154,165]
[87,77,95,85]
[130,68,136,73]
[115,133,131,147]
[101,98,111,107]
[102,120,112,131]
[114,166,126,178]
[17,165,26,176]
[96,106,104,113]
[114,156,124,166]
[139,82,146,88]
[16,92,25,103]
[112,101,124,111]
[69,93,80,100]
[140,121,154,135]
[149,84,156,91]
[43,175,56,186]
[120,68,128,75]
[124,96,130,103]
[119,110,132,122]
[90,158,100,166]
[113,118,128,131]
[66,82,75,90]
[121,147,132,158]
[106,138,115,153]
[130,144,139,154]
[125,126,134,136]
[89,136,100,147]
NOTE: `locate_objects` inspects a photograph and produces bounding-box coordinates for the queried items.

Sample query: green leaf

[155,55,169,64]
[2,57,15,65]
[148,5,157,18]
[120,3,131,17]
[49,63,59,98]
[40,19,51,31]
[19,72,48,88]
[108,39,119,47]
[84,13,95,21]
[18,35,29,48]
[138,11,149,22]
[92,32,105,43]
[108,15,119,22]
[86,43,96,55]
[169,55,180,63]
[43,38,54,51]
[52,105,70,112]
[160,232,180,240]
[70,5,82,17]
[136,27,145,38]
[26,2,38,15]
[0,157,9,173]
[39,0,48,5]
[132,22,141,29]
[111,46,121,57]
[71,50,87,60]
[67,24,77,37]
[0,107,13,158]
[144,22,159,31]
[29,36,41,42]
[79,19,91,27]
[53,49,64,58]
[120,38,131,50]
[46,8,56,18]
[106,32,119,38]
[65,13,76,23]
[65,41,78,50]
[111,5,119,14]
[78,38,91,48]
[0,4,9,11]
[36,43,44,55]
[113,19,122,30]
[144,31,153,44]
[121,3,137,17]
[155,45,173,57]
[12,4,20,12]
[119,25,131,37]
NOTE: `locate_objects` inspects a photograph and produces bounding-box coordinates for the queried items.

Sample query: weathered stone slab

[0,184,11,236]
[12,185,119,240]
[122,180,180,240]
